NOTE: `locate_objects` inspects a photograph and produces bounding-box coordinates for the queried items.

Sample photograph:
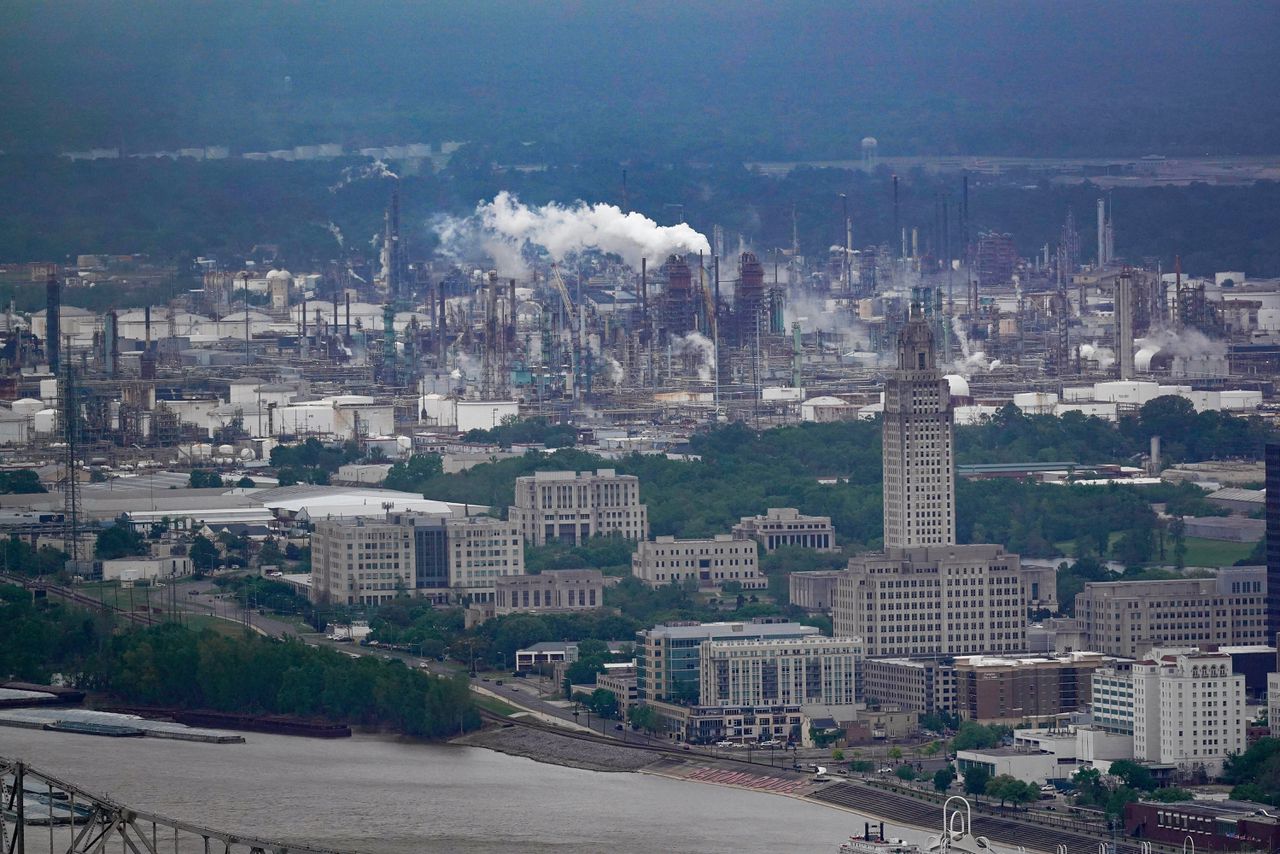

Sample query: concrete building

[631,534,766,590]
[863,658,957,716]
[508,469,648,546]
[699,636,863,708]
[732,508,835,553]
[882,302,955,549]
[953,652,1112,725]
[646,699,804,745]
[789,570,843,612]
[1091,662,1138,734]
[1133,651,1246,778]
[1267,442,1280,640]
[310,512,523,607]
[636,620,820,704]
[100,554,192,582]
[494,568,605,616]
[1075,567,1268,658]
[832,544,1029,658]
[595,666,639,713]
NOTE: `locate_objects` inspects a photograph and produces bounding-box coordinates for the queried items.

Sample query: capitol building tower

[882,302,955,549]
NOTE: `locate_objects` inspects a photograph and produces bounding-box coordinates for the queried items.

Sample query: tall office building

[882,303,955,549]
[1266,443,1280,641]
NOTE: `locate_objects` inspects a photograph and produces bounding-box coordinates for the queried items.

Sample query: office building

[1267,442,1280,640]
[699,636,863,708]
[631,534,766,590]
[1074,567,1268,658]
[1091,662,1138,734]
[953,652,1112,725]
[311,511,523,606]
[832,544,1028,657]
[508,469,648,546]
[863,658,957,716]
[494,568,605,616]
[636,620,819,704]
[1132,651,1245,778]
[732,508,835,553]
[882,302,955,549]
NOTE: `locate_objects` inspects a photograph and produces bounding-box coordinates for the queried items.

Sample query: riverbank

[453,725,659,772]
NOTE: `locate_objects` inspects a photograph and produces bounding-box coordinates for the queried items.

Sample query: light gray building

[789,570,843,612]
[699,636,863,708]
[508,469,648,546]
[631,534,766,590]
[494,568,605,616]
[733,508,835,552]
[863,658,957,716]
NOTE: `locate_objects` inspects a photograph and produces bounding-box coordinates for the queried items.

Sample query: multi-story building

[789,570,843,612]
[631,534,766,590]
[698,636,863,708]
[494,568,605,616]
[311,512,523,606]
[863,658,957,716]
[732,508,835,553]
[953,652,1112,725]
[882,302,955,550]
[1267,442,1280,639]
[832,544,1029,657]
[636,620,819,704]
[1091,662,1138,734]
[1074,567,1268,658]
[508,469,648,546]
[1132,651,1246,778]
[595,666,639,713]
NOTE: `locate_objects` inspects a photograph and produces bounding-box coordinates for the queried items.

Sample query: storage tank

[1013,392,1059,415]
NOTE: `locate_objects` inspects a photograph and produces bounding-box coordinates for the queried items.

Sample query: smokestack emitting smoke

[436,191,711,277]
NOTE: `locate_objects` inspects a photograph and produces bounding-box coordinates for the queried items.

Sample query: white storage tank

[1062,386,1095,402]
[420,393,456,427]
[10,398,43,416]
[1054,402,1118,421]
[33,408,57,434]
[1219,390,1262,411]
[1258,308,1280,332]
[1013,392,1059,415]
[456,400,520,432]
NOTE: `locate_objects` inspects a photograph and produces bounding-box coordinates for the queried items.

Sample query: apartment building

[732,507,836,553]
[863,658,957,716]
[494,568,605,616]
[311,512,523,606]
[1133,651,1246,778]
[631,534,766,590]
[508,469,648,546]
[636,620,819,704]
[1091,662,1139,734]
[953,652,1112,725]
[1075,567,1268,658]
[832,544,1029,658]
[698,636,863,708]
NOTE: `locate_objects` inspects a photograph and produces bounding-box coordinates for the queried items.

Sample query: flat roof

[646,621,819,640]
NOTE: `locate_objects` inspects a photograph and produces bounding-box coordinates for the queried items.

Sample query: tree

[588,687,619,718]
[236,476,256,488]
[963,766,991,798]
[895,765,917,782]
[985,775,1037,809]
[887,746,904,762]
[190,535,219,571]
[188,469,224,489]
[1150,787,1194,803]
[933,767,956,792]
[1108,759,1156,792]
[951,722,1010,751]
[94,523,147,560]
[629,704,659,735]
[0,470,46,493]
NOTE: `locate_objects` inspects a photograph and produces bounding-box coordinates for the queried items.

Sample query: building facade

[1075,567,1268,658]
[509,469,648,546]
[636,620,819,704]
[863,658,956,716]
[1267,442,1280,640]
[494,568,605,616]
[311,512,523,606]
[1132,652,1246,778]
[789,570,843,612]
[631,534,766,590]
[953,652,1111,725]
[1091,662,1138,734]
[732,508,835,552]
[882,303,955,549]
[832,544,1029,657]
[698,636,862,708]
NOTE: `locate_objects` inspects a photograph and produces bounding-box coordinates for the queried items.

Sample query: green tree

[588,687,619,718]
[95,522,148,560]
[887,746,904,761]
[895,765,917,782]
[933,767,956,792]
[236,476,256,488]
[629,704,659,734]
[188,469,224,488]
[1150,787,1195,803]
[1108,759,1156,792]
[963,766,991,798]
[951,721,1010,751]
[0,469,46,493]
[189,535,219,571]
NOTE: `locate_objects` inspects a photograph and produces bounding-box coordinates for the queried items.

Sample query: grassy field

[472,693,523,718]
[1180,537,1258,568]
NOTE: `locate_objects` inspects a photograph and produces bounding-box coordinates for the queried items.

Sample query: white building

[732,507,836,552]
[494,568,605,616]
[631,534,766,590]
[1132,652,1245,778]
[100,555,192,582]
[699,636,863,708]
[509,469,648,546]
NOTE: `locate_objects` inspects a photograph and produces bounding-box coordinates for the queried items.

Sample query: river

[0,727,936,854]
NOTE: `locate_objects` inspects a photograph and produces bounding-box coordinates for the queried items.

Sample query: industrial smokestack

[1117,269,1135,380]
[1097,198,1107,267]
[45,271,60,374]
[892,175,899,259]
[345,293,351,339]
[1150,435,1161,475]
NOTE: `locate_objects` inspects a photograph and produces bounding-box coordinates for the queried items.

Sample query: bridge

[1,757,357,854]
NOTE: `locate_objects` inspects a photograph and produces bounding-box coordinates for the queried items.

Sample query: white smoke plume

[435,191,711,278]
[948,351,1001,374]
[1138,327,1226,361]
[784,293,873,353]
[672,331,715,382]
[329,159,399,193]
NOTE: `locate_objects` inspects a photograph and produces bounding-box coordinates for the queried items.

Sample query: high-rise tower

[882,303,955,549]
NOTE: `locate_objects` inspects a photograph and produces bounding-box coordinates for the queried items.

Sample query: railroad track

[0,573,157,626]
